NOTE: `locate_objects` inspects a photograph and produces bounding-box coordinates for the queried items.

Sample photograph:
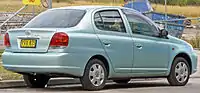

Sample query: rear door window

[94,10,126,33]
[24,9,86,28]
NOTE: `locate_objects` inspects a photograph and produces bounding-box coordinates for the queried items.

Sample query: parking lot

[0,78,199,93]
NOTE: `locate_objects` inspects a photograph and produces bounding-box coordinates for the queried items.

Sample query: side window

[94,10,126,33]
[122,9,158,36]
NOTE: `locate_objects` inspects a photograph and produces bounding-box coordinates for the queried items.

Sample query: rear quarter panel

[60,10,115,77]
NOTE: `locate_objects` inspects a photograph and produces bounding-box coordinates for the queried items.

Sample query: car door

[122,9,170,74]
[92,9,133,73]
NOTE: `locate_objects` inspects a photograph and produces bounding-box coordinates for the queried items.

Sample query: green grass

[0,64,22,80]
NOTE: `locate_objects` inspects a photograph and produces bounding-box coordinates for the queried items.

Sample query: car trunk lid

[7,28,57,53]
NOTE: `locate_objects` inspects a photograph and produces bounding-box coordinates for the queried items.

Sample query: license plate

[20,39,37,48]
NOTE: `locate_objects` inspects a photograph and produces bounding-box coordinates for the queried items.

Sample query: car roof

[52,5,120,10]
[50,5,140,13]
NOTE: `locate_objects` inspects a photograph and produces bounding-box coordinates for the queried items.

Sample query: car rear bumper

[2,52,84,77]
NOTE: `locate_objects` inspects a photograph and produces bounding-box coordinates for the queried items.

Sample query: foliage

[52,0,74,3]
[182,32,200,48]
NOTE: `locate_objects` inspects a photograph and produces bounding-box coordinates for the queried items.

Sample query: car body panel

[6,28,56,53]
[120,9,170,75]
[91,8,134,73]
[3,30,114,77]
[131,34,169,73]
[2,6,198,79]
[165,36,198,75]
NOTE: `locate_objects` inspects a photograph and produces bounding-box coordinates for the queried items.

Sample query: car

[2,5,198,91]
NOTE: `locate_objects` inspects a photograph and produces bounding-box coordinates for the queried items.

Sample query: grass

[0,64,22,80]
[182,32,200,48]
[151,4,200,17]
[0,0,119,13]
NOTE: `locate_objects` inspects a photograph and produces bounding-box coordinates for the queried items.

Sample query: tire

[167,57,191,86]
[80,59,108,91]
[113,79,130,84]
[23,74,50,88]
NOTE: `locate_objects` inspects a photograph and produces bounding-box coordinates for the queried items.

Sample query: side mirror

[156,25,168,38]
[160,29,168,37]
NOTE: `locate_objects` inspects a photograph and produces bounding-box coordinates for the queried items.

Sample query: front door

[122,9,170,74]
[92,9,133,73]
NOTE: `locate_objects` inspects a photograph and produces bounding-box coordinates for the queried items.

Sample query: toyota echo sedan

[2,6,198,90]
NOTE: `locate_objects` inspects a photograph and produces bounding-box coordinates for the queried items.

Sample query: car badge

[25,30,32,36]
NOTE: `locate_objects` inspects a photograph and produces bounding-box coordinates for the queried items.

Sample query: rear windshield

[24,9,86,28]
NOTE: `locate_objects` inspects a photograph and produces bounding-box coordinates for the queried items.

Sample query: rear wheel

[80,59,107,91]
[167,57,190,86]
[23,74,50,88]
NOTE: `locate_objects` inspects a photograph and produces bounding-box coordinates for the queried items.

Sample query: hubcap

[89,64,105,86]
[175,62,189,83]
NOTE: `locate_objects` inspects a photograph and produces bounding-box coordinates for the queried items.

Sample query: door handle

[102,41,111,47]
[136,44,142,49]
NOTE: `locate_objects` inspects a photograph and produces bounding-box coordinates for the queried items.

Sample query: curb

[191,76,200,78]
[0,80,25,88]
[190,75,200,79]
[0,78,114,88]
[0,78,80,88]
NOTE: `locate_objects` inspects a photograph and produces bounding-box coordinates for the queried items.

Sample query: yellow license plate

[20,39,37,48]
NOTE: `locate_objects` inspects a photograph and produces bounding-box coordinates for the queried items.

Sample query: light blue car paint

[2,6,197,79]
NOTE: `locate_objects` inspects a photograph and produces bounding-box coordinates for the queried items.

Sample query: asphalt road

[0,78,199,93]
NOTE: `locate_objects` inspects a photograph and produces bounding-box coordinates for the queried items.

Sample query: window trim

[93,9,127,33]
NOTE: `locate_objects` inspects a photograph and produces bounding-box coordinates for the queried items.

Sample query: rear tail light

[4,33,11,47]
[49,32,69,47]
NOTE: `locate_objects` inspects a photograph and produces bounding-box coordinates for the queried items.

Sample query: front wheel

[23,74,50,88]
[167,57,190,86]
[80,59,107,91]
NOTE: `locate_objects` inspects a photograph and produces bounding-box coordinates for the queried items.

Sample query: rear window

[24,9,86,28]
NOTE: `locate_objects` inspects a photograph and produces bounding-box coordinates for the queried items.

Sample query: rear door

[92,9,133,73]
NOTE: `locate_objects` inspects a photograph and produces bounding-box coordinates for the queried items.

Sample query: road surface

[0,78,199,93]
